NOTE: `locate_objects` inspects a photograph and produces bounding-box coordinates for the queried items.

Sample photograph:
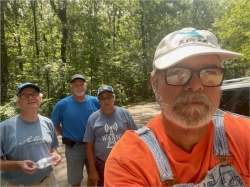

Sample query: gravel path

[1,102,161,187]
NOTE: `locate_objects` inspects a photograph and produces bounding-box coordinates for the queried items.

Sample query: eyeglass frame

[161,67,227,87]
[18,92,40,99]
[71,83,86,87]
[98,95,114,101]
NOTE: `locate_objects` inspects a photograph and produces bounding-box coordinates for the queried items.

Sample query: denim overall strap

[212,110,231,157]
[135,126,174,183]
[135,112,245,187]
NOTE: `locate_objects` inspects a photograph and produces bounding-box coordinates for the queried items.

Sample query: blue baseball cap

[98,85,114,96]
[16,82,40,96]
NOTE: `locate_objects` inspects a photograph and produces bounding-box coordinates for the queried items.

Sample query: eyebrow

[172,63,221,68]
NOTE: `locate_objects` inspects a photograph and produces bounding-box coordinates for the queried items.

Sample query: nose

[184,73,204,91]
[103,98,110,101]
[27,94,34,99]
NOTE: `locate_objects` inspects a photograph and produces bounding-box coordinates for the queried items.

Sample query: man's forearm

[54,125,63,136]
[86,143,96,171]
[1,159,23,171]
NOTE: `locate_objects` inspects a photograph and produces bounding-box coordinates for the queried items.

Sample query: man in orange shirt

[104,27,250,186]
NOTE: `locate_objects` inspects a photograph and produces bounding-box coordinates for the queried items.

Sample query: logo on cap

[98,85,114,96]
[178,29,207,45]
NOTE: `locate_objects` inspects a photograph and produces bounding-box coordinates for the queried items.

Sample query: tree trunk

[50,0,68,97]
[1,1,9,104]
[139,1,149,99]
[50,0,68,64]
[30,1,40,77]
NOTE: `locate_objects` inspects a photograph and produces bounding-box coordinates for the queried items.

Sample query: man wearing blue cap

[0,82,61,186]
[51,74,100,187]
[83,85,138,187]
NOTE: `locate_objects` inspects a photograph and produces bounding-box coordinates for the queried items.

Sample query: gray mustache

[173,92,211,107]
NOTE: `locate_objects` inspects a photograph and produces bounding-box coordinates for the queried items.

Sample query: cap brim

[154,45,243,70]
[98,90,113,96]
[17,85,40,95]
[71,78,85,83]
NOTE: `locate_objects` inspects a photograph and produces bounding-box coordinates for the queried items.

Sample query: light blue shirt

[0,114,59,185]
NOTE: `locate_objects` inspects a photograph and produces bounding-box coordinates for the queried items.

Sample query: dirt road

[1,102,161,187]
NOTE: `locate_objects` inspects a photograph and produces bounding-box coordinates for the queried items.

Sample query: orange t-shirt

[104,113,250,186]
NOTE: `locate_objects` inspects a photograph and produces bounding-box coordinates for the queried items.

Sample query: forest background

[1,0,249,121]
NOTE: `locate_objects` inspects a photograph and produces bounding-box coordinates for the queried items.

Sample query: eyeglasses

[162,67,226,87]
[72,83,85,87]
[98,96,114,101]
[18,92,39,99]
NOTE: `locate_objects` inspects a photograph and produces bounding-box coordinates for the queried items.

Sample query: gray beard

[155,91,219,129]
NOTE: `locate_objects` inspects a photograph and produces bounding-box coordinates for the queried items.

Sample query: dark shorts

[95,157,105,187]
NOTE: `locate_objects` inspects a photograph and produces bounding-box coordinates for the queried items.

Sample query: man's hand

[89,169,100,185]
[18,160,37,174]
[49,153,62,166]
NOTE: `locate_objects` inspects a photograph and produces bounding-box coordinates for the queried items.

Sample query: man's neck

[73,94,86,102]
[101,106,115,115]
[161,115,208,153]
[20,112,39,122]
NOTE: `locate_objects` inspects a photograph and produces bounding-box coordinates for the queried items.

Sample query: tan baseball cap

[152,27,243,74]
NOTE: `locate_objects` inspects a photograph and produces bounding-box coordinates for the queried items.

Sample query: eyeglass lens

[72,83,85,87]
[164,67,225,87]
[98,96,114,101]
[19,92,39,99]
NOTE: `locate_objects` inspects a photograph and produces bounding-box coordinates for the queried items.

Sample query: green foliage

[213,0,250,79]
[0,97,19,121]
[1,0,249,120]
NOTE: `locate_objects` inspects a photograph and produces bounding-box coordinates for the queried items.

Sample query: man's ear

[16,99,20,108]
[150,75,156,93]
[39,94,43,102]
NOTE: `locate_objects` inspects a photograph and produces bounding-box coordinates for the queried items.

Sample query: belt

[73,141,85,145]
[8,174,50,186]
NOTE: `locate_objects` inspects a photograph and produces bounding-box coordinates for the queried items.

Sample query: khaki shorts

[65,144,89,185]
[6,172,59,187]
